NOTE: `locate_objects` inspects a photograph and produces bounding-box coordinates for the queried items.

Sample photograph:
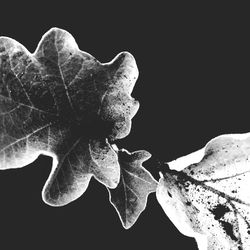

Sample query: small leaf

[157,134,250,249]
[0,28,139,206]
[108,149,157,229]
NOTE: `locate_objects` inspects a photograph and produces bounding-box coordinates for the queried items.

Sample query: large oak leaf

[157,134,250,249]
[0,28,139,206]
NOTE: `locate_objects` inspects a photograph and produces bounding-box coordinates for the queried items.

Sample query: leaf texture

[108,149,157,229]
[156,134,250,250]
[0,28,139,206]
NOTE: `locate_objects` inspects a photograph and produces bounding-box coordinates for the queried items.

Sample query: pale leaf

[157,133,250,249]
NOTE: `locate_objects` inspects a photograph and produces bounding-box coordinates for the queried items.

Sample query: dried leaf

[0,28,139,206]
[157,134,250,250]
[108,149,157,229]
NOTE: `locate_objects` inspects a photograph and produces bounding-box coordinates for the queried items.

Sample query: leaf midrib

[177,171,250,206]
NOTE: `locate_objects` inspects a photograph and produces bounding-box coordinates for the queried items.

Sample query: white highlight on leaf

[168,147,205,171]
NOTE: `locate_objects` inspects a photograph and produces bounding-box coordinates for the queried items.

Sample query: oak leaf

[157,134,250,249]
[0,28,139,206]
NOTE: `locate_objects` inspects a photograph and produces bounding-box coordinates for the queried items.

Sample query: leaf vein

[125,183,141,201]
[0,122,52,154]
[0,94,56,116]
[54,36,75,116]
[201,170,250,183]
[123,168,152,185]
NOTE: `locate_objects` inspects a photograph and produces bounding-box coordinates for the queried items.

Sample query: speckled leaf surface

[108,149,157,229]
[0,28,139,206]
[157,134,250,249]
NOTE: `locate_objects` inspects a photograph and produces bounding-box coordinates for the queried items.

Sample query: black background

[0,2,249,249]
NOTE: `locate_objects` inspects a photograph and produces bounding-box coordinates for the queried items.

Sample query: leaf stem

[147,156,172,177]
